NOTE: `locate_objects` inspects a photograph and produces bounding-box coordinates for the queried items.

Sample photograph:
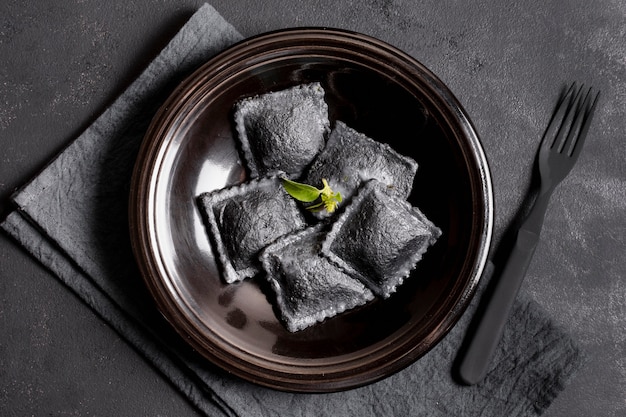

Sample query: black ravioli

[260,224,374,332]
[322,180,441,298]
[197,173,307,284]
[301,121,418,217]
[234,82,330,178]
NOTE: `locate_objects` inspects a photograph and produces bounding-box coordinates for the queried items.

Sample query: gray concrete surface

[1,1,624,416]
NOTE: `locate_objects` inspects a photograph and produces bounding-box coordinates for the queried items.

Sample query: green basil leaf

[281,178,321,202]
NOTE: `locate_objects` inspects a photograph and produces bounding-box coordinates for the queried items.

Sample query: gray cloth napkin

[1,3,584,416]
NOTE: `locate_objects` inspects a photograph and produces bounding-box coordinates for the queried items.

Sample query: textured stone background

[1,1,624,416]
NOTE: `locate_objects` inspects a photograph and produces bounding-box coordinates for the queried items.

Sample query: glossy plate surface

[130,28,493,392]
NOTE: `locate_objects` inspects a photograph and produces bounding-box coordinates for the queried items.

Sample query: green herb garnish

[282,178,343,213]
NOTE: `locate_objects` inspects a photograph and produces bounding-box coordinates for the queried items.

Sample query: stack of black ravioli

[198,82,441,332]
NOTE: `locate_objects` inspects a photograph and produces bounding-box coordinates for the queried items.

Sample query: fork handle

[458,226,540,385]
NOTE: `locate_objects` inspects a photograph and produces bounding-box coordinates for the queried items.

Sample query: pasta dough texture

[197,173,307,284]
[260,224,375,332]
[234,82,330,178]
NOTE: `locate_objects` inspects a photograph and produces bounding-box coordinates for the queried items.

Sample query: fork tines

[544,82,600,157]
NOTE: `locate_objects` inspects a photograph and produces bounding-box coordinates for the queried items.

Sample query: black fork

[458,83,600,385]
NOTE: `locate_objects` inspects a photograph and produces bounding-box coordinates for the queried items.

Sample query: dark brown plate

[129,28,493,392]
